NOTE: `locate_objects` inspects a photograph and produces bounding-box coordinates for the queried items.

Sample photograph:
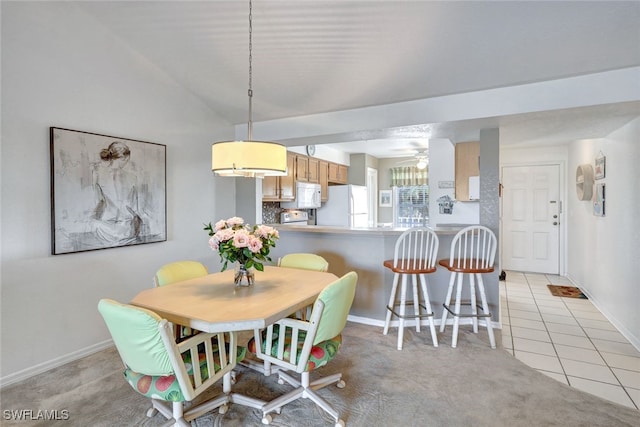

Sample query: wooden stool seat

[384,259,437,274]
[438,259,494,274]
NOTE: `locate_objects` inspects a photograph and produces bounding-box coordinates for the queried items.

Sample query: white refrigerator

[316,185,369,227]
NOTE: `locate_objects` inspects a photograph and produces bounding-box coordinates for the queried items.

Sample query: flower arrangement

[204,217,279,272]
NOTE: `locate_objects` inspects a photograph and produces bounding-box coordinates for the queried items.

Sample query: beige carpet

[2,323,638,426]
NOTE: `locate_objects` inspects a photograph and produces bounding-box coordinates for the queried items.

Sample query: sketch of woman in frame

[51,127,166,254]
[88,141,145,245]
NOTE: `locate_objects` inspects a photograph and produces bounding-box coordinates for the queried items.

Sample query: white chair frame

[253,299,346,427]
[383,228,440,350]
[439,225,497,349]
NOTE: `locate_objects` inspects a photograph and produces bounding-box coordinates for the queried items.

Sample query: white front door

[501,165,560,274]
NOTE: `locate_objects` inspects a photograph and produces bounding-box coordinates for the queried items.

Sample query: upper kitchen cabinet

[454,141,480,201]
[328,162,348,184]
[295,155,309,181]
[262,152,296,201]
[308,158,320,183]
[294,155,320,183]
[319,160,329,201]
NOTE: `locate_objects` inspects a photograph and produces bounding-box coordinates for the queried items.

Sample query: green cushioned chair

[251,271,357,427]
[153,260,208,287]
[98,299,239,426]
[278,253,329,321]
[278,253,329,272]
[153,261,209,340]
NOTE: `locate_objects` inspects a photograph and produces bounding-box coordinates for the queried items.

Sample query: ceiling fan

[395,150,429,169]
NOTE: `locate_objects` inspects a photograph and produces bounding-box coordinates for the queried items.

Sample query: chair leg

[383,273,400,335]
[420,274,438,347]
[469,273,478,333]
[451,273,464,348]
[440,272,456,332]
[172,402,190,427]
[397,274,408,350]
[412,274,421,332]
[477,274,496,349]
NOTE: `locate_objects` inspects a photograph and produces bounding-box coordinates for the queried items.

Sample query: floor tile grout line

[543,273,639,410]
[524,273,570,384]
[505,272,639,408]
[499,279,515,356]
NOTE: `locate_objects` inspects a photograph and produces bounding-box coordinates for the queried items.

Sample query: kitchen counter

[270,224,472,235]
[268,223,499,329]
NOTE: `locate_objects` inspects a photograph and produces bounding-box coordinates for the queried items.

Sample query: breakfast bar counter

[268,224,500,329]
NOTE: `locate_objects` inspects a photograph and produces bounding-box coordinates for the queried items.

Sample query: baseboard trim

[566,275,640,351]
[0,339,114,389]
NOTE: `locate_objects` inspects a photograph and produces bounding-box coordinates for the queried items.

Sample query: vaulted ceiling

[77,1,640,154]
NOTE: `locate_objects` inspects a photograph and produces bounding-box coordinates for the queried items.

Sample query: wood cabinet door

[337,164,348,184]
[295,155,309,182]
[280,153,297,200]
[308,158,319,183]
[455,141,480,201]
[329,162,348,184]
[328,162,339,182]
[319,160,329,201]
[262,176,279,201]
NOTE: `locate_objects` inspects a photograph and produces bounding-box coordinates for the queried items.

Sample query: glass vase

[234,262,255,287]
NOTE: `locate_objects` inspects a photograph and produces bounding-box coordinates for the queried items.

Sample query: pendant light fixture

[211,0,287,178]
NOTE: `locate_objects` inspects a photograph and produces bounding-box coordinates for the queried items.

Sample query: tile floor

[499,271,640,410]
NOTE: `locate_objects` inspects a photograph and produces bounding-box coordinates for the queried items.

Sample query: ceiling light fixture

[416,151,428,170]
[211,0,286,178]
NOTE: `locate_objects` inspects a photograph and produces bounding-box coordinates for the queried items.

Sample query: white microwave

[281,182,321,209]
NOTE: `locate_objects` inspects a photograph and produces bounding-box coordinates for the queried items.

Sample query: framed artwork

[50,127,166,254]
[594,183,605,217]
[379,190,392,207]
[595,153,606,180]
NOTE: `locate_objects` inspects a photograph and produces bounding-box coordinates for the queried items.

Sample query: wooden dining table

[130,265,338,333]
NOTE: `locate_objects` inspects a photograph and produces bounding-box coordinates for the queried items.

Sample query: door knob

[553,222,558,225]
[553,215,558,218]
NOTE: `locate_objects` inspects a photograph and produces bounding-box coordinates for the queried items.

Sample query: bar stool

[439,225,497,349]
[383,228,439,350]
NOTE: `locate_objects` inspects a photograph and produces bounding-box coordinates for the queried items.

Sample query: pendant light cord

[247,0,253,141]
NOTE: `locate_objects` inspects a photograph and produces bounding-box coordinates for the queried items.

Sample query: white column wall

[0,2,234,384]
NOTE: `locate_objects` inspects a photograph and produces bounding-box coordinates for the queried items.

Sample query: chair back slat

[394,228,439,270]
[449,226,497,270]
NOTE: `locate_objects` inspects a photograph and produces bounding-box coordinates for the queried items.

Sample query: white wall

[566,118,639,347]
[0,2,234,384]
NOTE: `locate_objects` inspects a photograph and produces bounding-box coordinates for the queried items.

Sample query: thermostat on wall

[438,181,455,189]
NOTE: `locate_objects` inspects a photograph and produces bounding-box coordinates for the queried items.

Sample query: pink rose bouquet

[204,217,279,272]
